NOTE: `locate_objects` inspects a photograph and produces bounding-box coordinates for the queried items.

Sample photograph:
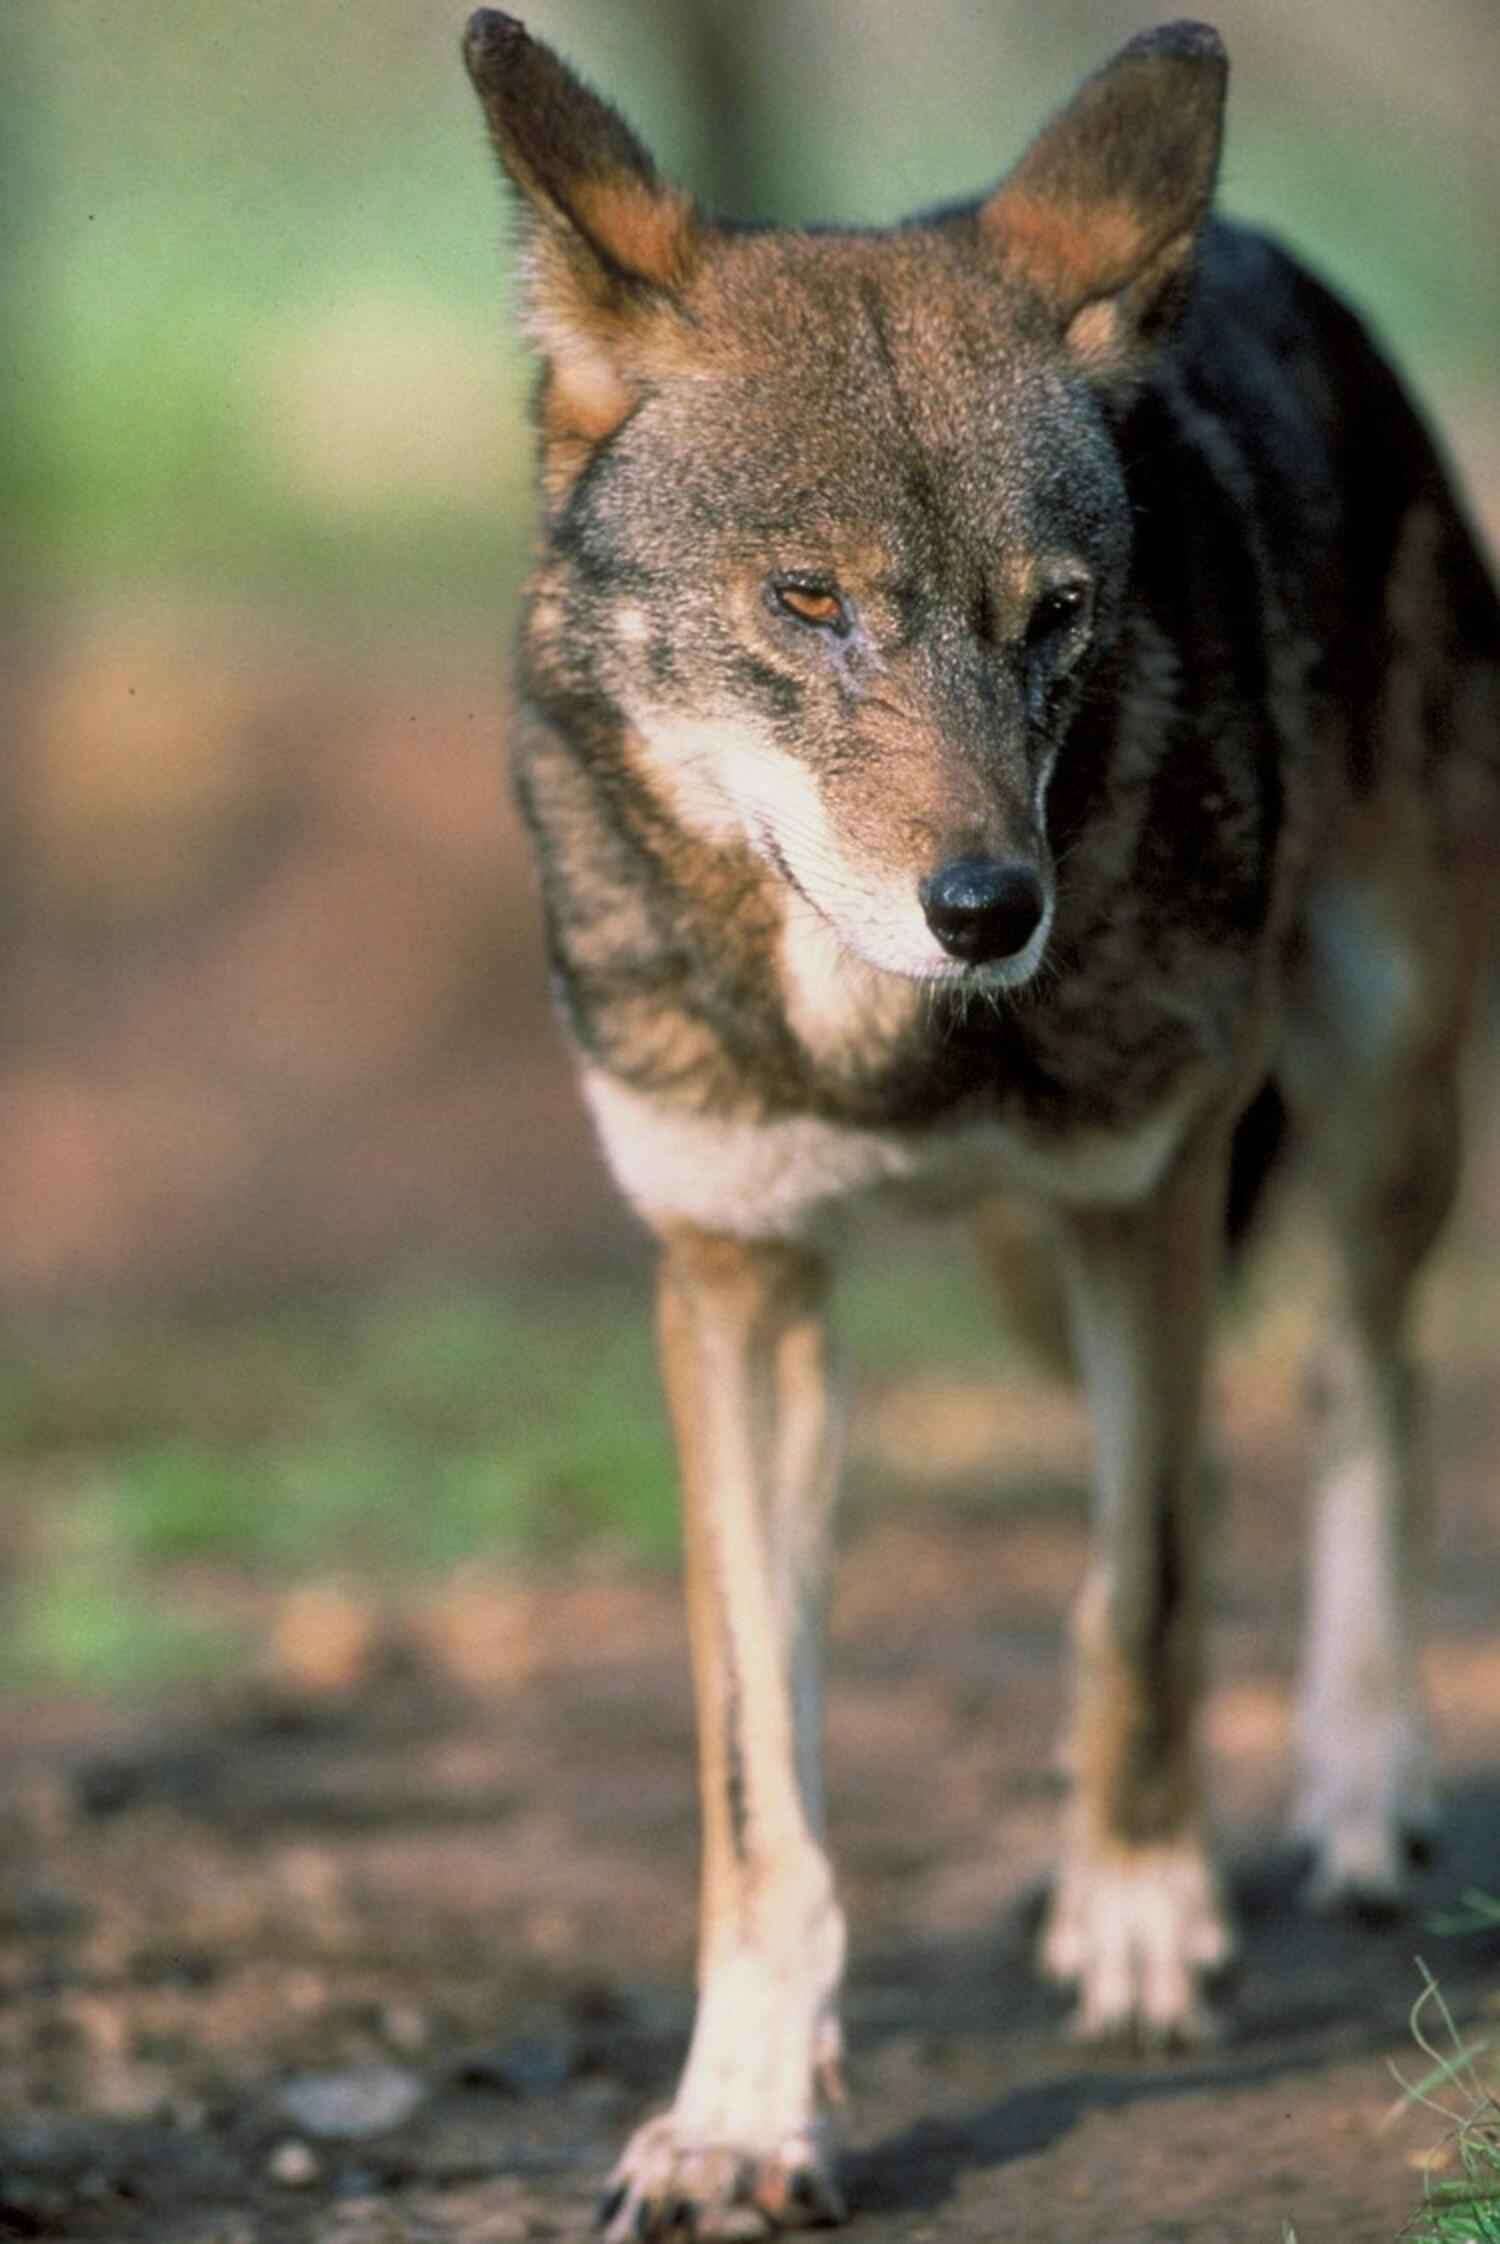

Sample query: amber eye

[770,582,850,634]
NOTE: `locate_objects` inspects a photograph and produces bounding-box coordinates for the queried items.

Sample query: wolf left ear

[980,21,1227,375]
[463,10,701,441]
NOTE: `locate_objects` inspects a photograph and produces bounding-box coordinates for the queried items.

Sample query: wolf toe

[1042,1836,1233,2048]
[599,2113,846,2240]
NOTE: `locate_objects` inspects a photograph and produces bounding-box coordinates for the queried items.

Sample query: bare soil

[2,1313,1498,2244]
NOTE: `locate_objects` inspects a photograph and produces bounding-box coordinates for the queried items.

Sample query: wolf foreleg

[602,1231,846,2241]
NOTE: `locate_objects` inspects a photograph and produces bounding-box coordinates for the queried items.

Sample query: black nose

[920,857,1046,964]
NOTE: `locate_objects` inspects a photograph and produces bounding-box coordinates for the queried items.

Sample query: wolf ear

[463,10,701,440]
[980,21,1226,376]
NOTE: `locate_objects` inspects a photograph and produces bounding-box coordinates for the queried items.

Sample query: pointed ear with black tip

[463,9,701,441]
[980,21,1227,378]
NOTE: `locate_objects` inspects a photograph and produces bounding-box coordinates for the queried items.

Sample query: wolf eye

[770,581,850,634]
[1025,580,1090,651]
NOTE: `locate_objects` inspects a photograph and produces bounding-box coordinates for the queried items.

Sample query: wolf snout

[919,857,1046,965]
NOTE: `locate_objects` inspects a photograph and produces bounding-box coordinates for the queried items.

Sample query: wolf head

[466,14,1226,992]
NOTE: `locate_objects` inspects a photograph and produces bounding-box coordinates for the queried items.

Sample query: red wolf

[464,14,1500,2234]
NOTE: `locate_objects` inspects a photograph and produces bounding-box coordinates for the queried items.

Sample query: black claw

[597,2183,627,2231]
[634,2199,654,2241]
[1404,1826,1439,1869]
[665,2199,696,2237]
[788,2166,844,2225]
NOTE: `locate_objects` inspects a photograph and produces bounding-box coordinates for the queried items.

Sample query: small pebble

[278,2064,425,2141]
[268,2139,321,2188]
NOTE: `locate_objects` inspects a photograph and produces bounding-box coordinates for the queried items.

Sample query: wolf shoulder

[1181,216,1461,521]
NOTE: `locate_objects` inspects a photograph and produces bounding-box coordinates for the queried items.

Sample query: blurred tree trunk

[666,0,769,220]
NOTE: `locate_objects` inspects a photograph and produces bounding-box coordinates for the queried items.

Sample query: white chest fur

[583,1067,1199,1241]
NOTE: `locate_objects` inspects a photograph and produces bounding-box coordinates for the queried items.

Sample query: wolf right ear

[463,10,700,440]
[981,21,1227,376]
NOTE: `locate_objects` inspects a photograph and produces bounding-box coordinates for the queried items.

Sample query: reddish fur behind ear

[464,9,700,438]
[980,21,1227,372]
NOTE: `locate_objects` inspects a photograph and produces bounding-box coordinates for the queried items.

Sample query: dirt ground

[2,1261,1499,2244]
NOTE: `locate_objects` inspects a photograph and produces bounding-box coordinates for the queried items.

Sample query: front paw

[598,2110,846,2240]
[1041,1834,1234,2048]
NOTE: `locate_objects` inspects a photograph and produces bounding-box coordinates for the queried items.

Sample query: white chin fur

[626,709,1053,994]
[828,902,1053,993]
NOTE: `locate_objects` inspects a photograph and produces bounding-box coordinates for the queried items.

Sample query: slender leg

[1294,1062,1458,1906]
[1041,1129,1235,2044]
[1281,854,1468,1909]
[603,1229,847,2242]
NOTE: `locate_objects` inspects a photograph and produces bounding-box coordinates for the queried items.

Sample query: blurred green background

[2,0,1497,1691]
[9,0,1497,609]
